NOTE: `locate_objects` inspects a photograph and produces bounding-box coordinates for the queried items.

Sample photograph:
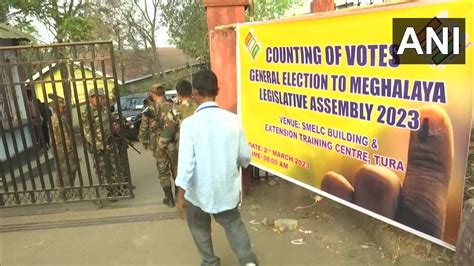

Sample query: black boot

[162,186,175,207]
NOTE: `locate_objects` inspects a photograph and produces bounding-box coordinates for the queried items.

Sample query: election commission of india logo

[245,29,261,60]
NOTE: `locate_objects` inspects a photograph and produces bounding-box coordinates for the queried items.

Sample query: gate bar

[109,45,133,197]
[70,45,94,188]
[78,58,103,189]
[16,49,51,191]
[34,48,57,193]
[66,58,86,199]
[88,45,114,190]
[1,51,30,193]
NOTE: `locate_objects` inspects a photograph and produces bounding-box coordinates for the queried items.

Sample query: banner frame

[235,0,473,251]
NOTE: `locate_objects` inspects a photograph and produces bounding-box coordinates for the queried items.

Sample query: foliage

[3,0,94,42]
[93,0,165,81]
[161,0,209,63]
[0,1,9,23]
[249,0,304,21]
[161,0,303,64]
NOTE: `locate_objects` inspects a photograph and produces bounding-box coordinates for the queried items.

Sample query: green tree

[161,0,303,64]
[0,2,36,35]
[0,2,9,23]
[249,0,304,21]
[94,0,169,84]
[122,0,164,80]
[4,0,94,42]
[161,0,209,63]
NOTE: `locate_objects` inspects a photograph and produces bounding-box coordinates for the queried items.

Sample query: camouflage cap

[47,93,66,107]
[88,88,105,97]
[150,83,165,96]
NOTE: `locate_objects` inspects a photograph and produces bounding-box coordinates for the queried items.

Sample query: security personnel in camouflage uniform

[139,84,175,207]
[159,80,198,199]
[82,88,122,198]
[111,105,130,194]
[49,93,78,199]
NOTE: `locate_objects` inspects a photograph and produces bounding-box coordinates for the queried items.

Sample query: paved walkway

[1,205,391,266]
[0,144,449,265]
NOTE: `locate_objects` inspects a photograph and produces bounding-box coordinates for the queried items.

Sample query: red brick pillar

[204,0,248,113]
[204,0,252,193]
[311,0,335,13]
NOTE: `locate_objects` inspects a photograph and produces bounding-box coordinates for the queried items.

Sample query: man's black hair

[176,80,192,97]
[192,70,218,97]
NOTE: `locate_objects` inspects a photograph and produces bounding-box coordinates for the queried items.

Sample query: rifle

[122,135,141,155]
[113,123,141,154]
[141,105,155,119]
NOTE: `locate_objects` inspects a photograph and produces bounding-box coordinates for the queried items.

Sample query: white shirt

[175,101,251,213]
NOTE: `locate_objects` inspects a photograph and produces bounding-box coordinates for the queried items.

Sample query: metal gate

[0,41,133,206]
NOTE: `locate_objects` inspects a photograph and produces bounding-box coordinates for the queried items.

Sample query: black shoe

[162,187,175,207]
[162,196,175,207]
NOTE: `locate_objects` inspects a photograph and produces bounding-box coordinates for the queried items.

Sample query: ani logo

[393,17,465,65]
[245,30,261,60]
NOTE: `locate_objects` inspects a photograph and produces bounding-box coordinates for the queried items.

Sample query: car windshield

[120,97,144,111]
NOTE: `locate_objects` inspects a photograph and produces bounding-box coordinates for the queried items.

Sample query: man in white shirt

[175,70,258,266]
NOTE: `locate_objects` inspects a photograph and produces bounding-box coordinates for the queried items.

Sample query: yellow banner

[238,0,473,248]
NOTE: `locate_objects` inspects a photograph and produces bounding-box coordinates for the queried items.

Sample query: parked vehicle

[165,89,178,103]
[117,90,178,140]
[117,93,148,140]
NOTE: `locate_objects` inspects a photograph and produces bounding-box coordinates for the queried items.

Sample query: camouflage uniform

[114,114,129,175]
[112,111,130,191]
[139,97,174,189]
[159,99,198,181]
[49,94,78,197]
[82,88,122,187]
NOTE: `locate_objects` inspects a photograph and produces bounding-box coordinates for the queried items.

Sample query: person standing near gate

[175,70,258,266]
[48,93,78,199]
[82,88,121,198]
[26,89,44,148]
[139,84,175,207]
[38,98,52,149]
[110,104,130,194]
[158,80,198,198]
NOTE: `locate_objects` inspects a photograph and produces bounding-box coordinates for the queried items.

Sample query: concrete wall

[0,125,33,161]
[0,44,32,162]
